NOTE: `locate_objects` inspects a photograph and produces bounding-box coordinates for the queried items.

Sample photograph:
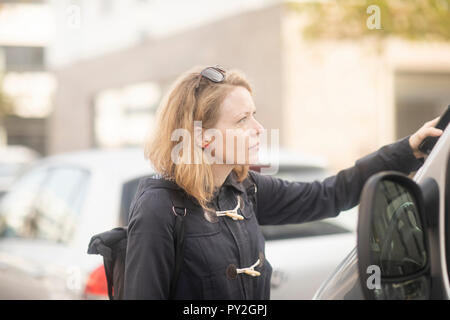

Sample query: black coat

[123,135,424,299]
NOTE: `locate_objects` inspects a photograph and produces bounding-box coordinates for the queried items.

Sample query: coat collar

[221,170,246,194]
[149,170,246,195]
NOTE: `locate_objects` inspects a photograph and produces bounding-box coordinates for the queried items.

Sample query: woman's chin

[219,148,259,165]
[248,152,259,165]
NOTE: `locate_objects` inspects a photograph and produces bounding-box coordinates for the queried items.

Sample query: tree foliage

[287,0,450,41]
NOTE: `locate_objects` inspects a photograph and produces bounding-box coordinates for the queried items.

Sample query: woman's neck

[211,164,235,189]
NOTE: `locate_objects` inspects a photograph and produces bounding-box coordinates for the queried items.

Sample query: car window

[273,166,329,183]
[33,166,90,243]
[261,221,350,241]
[0,166,90,243]
[0,166,47,238]
[261,166,350,240]
[370,180,427,279]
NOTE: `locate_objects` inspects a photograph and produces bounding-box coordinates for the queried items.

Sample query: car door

[0,165,90,299]
[257,165,358,299]
[314,125,450,300]
[445,145,450,295]
[263,215,356,299]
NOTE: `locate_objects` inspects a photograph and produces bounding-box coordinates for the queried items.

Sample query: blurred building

[0,0,55,155]
[48,1,450,171]
[47,0,281,154]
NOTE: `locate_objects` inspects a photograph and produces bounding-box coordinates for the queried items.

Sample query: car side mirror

[357,171,432,300]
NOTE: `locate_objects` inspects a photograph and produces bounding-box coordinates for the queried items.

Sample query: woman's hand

[409,117,444,159]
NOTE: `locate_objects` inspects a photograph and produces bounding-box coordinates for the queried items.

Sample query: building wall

[395,71,450,140]
[281,6,450,172]
[3,115,47,155]
[47,0,279,69]
[48,3,283,155]
[0,2,53,155]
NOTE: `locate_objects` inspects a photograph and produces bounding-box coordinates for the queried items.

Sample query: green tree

[287,0,450,41]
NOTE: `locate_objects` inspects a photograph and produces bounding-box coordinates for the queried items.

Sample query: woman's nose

[252,119,264,136]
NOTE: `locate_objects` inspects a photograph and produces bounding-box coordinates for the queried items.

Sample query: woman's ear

[194,123,204,149]
[194,122,212,149]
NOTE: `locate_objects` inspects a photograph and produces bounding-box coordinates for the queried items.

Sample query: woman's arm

[250,135,425,226]
[123,190,175,300]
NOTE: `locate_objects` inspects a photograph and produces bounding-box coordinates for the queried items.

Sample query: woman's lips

[249,143,260,150]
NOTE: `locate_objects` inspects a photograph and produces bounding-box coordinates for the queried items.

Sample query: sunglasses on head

[195,65,226,90]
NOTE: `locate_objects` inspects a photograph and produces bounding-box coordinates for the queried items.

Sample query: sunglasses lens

[201,68,225,82]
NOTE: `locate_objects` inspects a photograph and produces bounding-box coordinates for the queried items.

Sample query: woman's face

[204,86,264,165]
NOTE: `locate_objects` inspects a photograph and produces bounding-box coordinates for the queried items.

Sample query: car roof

[24,147,330,187]
[36,147,328,172]
[0,145,40,164]
[40,147,147,168]
[32,147,153,183]
[257,147,328,169]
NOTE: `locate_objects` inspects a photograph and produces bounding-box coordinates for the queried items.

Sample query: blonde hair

[145,65,253,210]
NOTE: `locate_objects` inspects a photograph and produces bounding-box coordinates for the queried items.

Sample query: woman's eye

[238,117,247,124]
[238,112,256,124]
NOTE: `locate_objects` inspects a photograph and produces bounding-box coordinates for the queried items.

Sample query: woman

[123,65,443,299]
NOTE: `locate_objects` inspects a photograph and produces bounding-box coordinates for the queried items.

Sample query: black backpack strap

[170,214,185,299]
[103,256,114,299]
[243,171,258,212]
[168,190,187,300]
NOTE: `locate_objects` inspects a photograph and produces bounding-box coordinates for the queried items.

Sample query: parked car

[0,148,149,299]
[254,149,358,299]
[0,145,40,198]
[0,147,356,299]
[314,124,450,300]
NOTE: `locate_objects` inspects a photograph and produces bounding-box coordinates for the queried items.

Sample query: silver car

[0,148,355,299]
[314,124,450,300]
